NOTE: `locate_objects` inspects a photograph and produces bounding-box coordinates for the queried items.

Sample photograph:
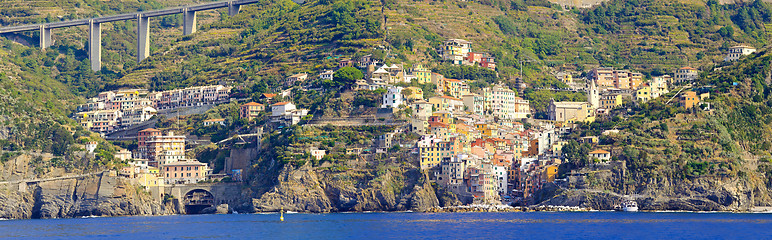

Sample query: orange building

[162,160,208,184]
[680,91,699,109]
[240,102,264,120]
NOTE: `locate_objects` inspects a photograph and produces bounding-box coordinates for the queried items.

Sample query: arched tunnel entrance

[183,189,214,214]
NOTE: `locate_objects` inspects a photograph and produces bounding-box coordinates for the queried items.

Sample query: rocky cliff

[536,171,772,211]
[249,161,455,213]
[0,174,167,219]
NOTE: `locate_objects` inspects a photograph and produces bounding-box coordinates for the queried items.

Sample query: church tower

[587,78,600,109]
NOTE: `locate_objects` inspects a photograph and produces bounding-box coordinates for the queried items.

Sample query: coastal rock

[201,204,231,214]
[0,173,166,219]
[251,161,443,213]
[252,164,334,213]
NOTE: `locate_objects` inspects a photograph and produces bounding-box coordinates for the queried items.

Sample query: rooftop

[243,102,263,106]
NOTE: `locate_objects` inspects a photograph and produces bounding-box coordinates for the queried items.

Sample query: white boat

[622,200,638,212]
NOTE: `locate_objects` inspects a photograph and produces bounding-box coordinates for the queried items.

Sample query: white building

[120,106,157,127]
[485,86,530,120]
[587,79,600,109]
[674,67,699,84]
[381,87,405,108]
[725,45,757,62]
[492,164,508,195]
[310,149,326,160]
[271,102,309,125]
[319,70,334,81]
[462,94,485,115]
[271,102,297,117]
[650,75,670,98]
[589,149,611,161]
[85,142,98,153]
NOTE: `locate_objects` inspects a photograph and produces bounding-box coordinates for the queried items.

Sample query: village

[72,39,758,205]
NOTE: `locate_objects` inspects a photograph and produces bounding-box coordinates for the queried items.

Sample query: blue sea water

[1,211,771,239]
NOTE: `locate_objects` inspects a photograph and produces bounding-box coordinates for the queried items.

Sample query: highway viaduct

[0,0,261,72]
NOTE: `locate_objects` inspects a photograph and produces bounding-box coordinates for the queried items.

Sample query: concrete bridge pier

[39,26,51,49]
[228,2,241,16]
[137,15,150,62]
[183,9,197,35]
[89,21,101,72]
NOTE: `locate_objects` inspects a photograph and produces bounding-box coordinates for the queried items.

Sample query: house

[203,118,226,126]
[600,94,624,110]
[162,159,208,184]
[136,129,185,165]
[636,86,652,103]
[240,102,264,120]
[725,45,756,62]
[464,52,496,71]
[548,100,595,123]
[651,75,670,98]
[319,70,334,81]
[680,91,699,109]
[589,149,611,161]
[589,67,642,89]
[259,93,277,102]
[346,148,363,155]
[381,87,405,108]
[413,100,433,120]
[115,149,132,161]
[271,102,309,125]
[85,142,98,153]
[541,165,558,183]
[403,86,423,100]
[384,64,405,83]
[120,107,157,127]
[555,72,573,83]
[358,54,380,68]
[413,64,432,84]
[580,136,599,144]
[271,102,297,117]
[429,96,464,112]
[484,86,530,120]
[443,79,470,98]
[674,67,699,84]
[480,56,496,71]
[338,59,354,68]
[310,149,326,160]
[371,66,391,83]
[589,67,615,88]
[440,39,472,65]
[462,94,485,115]
[286,73,308,86]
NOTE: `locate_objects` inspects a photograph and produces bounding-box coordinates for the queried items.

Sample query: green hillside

[557,48,772,204]
[0,0,770,170]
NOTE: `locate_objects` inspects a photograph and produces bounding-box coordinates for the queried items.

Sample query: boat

[621,200,638,212]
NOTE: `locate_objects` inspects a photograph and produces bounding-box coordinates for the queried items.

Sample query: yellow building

[136,172,163,187]
[404,87,424,100]
[414,65,432,84]
[431,111,453,124]
[443,79,470,98]
[636,86,652,103]
[420,141,453,170]
[600,94,624,110]
[542,165,558,183]
[428,96,463,112]
[476,123,494,138]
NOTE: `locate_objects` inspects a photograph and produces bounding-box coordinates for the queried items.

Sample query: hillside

[543,48,772,210]
[0,0,771,218]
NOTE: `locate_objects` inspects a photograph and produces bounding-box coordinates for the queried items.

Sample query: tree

[333,67,363,88]
[401,88,413,99]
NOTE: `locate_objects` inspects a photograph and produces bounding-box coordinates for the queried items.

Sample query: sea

[1,211,771,239]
